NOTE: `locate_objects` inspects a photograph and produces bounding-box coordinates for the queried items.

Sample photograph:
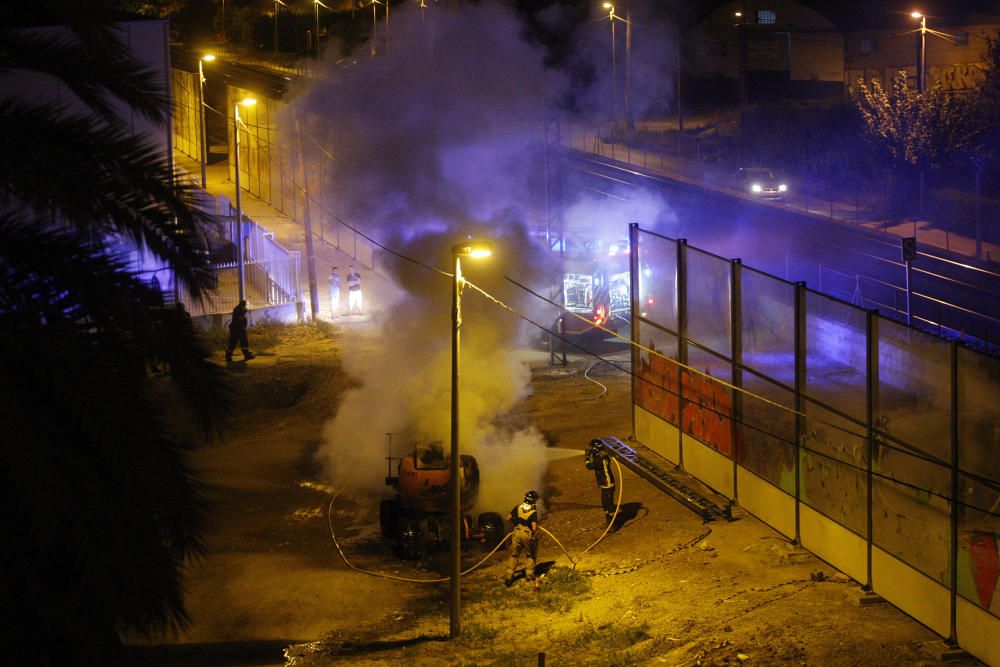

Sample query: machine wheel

[379,498,401,539]
[398,517,424,561]
[478,512,506,551]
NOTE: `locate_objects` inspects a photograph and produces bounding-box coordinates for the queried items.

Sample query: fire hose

[326,458,625,583]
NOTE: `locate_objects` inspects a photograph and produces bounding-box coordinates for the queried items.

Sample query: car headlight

[779,184,787,192]
[751,183,762,193]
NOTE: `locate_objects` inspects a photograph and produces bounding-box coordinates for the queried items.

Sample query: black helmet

[590,439,604,450]
[524,490,539,503]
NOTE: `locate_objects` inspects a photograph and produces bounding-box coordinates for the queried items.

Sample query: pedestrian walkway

[564,121,1000,266]
[174,152,396,324]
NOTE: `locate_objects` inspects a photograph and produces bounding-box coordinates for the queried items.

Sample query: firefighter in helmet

[586,439,617,525]
[505,490,540,589]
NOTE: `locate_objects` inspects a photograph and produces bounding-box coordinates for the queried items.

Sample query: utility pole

[624,0,633,131]
[295,115,320,322]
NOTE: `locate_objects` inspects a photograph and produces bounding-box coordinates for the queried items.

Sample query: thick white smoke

[298,1,569,514]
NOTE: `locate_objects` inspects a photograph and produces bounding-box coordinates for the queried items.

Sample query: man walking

[505,490,540,590]
[328,266,341,317]
[585,439,617,525]
[346,265,362,314]
[225,300,255,363]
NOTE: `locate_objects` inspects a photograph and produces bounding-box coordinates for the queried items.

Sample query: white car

[738,167,788,200]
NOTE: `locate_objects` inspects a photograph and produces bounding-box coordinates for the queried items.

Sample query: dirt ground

[126,323,985,667]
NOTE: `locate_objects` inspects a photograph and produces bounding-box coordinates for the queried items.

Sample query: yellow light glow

[240,98,258,107]
[911,11,922,18]
[202,54,216,62]
[452,241,493,259]
[735,11,742,17]
[603,2,613,8]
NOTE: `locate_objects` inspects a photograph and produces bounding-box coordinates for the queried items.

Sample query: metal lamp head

[451,240,493,259]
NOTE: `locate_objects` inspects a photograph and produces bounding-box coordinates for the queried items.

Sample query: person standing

[346,265,362,314]
[505,490,540,590]
[585,439,617,524]
[225,300,255,362]
[328,266,341,317]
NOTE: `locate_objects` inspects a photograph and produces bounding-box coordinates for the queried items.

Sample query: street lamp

[912,11,927,93]
[274,0,287,54]
[449,239,493,640]
[313,0,330,58]
[197,54,216,188]
[233,97,257,304]
[603,3,617,126]
[369,0,382,57]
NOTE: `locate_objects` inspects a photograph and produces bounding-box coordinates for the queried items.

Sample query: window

[860,37,875,54]
[757,10,776,24]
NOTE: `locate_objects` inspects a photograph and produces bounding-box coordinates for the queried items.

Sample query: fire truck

[557,240,631,341]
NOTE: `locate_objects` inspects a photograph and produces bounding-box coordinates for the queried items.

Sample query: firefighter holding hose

[505,490,540,590]
[586,439,617,525]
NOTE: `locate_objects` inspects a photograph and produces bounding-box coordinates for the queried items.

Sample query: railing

[172,168,303,317]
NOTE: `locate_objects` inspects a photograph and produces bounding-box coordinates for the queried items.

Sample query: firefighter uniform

[506,492,539,587]
[586,440,617,523]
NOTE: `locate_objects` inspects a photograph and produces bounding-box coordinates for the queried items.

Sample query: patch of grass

[459,621,499,642]
[465,566,592,615]
[202,319,325,353]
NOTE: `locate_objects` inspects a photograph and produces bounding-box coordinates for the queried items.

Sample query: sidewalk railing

[174,169,303,317]
[560,122,998,262]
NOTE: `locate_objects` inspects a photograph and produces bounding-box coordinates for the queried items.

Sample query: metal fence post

[948,341,960,646]
[731,258,743,502]
[793,280,807,545]
[677,238,689,471]
[629,223,640,440]
[865,309,878,591]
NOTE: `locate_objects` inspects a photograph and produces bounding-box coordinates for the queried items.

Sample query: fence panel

[741,267,796,385]
[739,369,796,492]
[636,231,677,331]
[686,247,731,358]
[805,290,867,421]
[958,349,1000,617]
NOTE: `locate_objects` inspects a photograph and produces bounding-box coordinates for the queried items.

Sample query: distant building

[845,17,1000,93]
[690,0,844,102]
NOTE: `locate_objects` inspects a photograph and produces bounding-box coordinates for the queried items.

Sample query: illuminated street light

[313,0,331,58]
[197,54,216,188]
[233,97,257,303]
[450,239,493,640]
[603,3,617,126]
[274,0,287,54]
[369,0,383,57]
[912,10,927,93]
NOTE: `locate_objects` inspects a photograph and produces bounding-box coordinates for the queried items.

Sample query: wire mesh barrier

[629,224,1000,664]
[165,169,302,318]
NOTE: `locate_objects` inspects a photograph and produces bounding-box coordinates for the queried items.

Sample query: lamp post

[197,54,215,188]
[603,3,617,126]
[735,5,747,167]
[233,97,257,304]
[274,0,286,54]
[912,11,927,93]
[449,239,493,640]
[369,0,381,57]
[313,0,331,58]
[912,11,927,216]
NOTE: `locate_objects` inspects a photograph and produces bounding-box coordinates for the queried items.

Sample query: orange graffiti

[636,341,736,457]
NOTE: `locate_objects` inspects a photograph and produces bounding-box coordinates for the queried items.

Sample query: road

[559,151,1000,352]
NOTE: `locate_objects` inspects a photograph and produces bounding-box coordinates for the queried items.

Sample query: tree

[0,11,230,664]
[852,70,980,173]
[852,70,981,214]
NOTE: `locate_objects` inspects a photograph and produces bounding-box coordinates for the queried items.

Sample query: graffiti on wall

[849,63,986,93]
[931,63,986,92]
[636,342,735,457]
